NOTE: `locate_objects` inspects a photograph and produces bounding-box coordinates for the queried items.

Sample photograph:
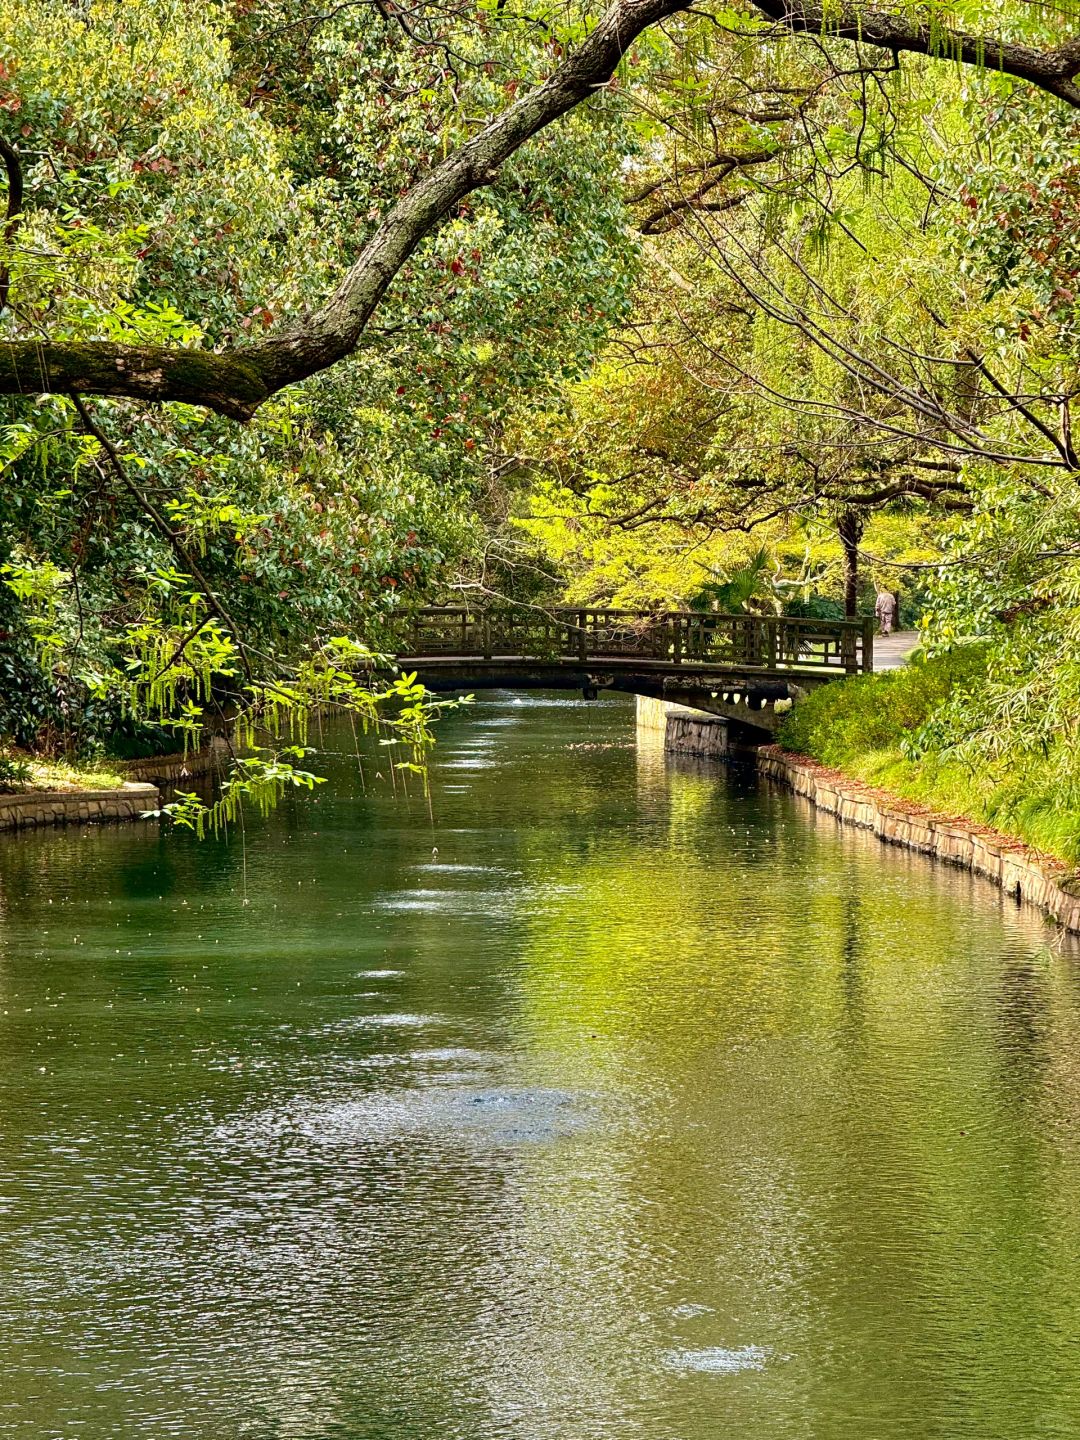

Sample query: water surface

[0,694,1077,1438]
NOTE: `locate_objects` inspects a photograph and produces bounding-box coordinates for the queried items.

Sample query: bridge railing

[393,607,874,674]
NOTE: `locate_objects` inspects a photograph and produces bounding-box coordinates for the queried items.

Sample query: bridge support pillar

[636,697,771,760]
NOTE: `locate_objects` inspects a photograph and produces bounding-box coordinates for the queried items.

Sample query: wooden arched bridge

[389,607,878,735]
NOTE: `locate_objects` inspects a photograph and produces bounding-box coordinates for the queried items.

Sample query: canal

[1,693,1078,1438]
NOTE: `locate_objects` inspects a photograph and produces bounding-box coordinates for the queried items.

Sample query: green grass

[777,645,1080,866]
[0,757,127,795]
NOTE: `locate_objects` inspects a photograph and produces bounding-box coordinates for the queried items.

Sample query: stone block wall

[664,713,729,758]
[635,696,729,757]
[758,746,1080,934]
[634,695,670,735]
[123,736,229,787]
[0,782,161,833]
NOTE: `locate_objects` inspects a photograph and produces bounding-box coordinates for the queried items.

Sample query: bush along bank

[775,644,1080,869]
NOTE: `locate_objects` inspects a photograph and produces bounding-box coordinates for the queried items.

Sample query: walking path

[873,630,920,671]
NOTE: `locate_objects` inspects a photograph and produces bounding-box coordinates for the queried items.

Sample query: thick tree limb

[837,477,971,509]
[748,1,1080,109]
[0,0,688,419]
[0,0,1077,417]
[0,342,274,420]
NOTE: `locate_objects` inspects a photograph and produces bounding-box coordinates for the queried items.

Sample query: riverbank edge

[120,735,230,788]
[0,738,229,834]
[758,745,1080,934]
[0,781,160,832]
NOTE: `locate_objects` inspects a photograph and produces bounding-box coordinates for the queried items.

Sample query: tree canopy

[1,0,1079,836]
[0,1,1077,411]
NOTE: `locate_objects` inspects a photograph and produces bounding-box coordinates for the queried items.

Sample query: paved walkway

[873,630,920,671]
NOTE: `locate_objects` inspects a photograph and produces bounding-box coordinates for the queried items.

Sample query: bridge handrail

[391,606,874,674]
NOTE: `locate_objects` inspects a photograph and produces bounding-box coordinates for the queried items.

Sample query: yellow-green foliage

[779,647,1080,865]
[514,351,945,611]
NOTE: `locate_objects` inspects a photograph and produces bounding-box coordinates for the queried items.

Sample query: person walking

[875,588,898,636]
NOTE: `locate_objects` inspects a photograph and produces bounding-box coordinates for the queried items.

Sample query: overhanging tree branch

[747,1,1080,109]
[0,0,689,419]
[0,0,1076,418]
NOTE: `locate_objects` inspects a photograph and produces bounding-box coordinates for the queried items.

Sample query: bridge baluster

[395,605,868,680]
[764,618,777,670]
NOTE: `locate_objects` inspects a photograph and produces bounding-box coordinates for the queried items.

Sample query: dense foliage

[499,3,1080,852]
[0,0,1078,843]
[0,0,639,810]
[776,646,1080,865]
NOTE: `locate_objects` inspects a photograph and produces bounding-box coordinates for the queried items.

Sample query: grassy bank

[0,755,126,795]
[777,645,1080,866]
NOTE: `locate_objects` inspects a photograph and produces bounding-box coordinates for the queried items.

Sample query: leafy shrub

[782,595,846,622]
[777,644,989,767]
[775,642,1080,863]
[0,749,32,792]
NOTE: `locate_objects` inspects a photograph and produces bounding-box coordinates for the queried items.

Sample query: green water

[1,693,1078,1439]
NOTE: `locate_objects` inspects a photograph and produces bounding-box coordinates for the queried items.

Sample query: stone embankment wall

[636,696,1080,934]
[635,696,729,757]
[123,736,229,787]
[758,746,1080,935]
[0,782,160,833]
[0,738,230,835]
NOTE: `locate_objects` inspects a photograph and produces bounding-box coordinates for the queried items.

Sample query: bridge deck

[402,635,919,675]
[389,609,906,735]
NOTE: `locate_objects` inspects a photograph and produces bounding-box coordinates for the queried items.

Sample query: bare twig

[68,392,254,679]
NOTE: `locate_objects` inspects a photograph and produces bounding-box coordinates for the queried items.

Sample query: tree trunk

[837,510,864,619]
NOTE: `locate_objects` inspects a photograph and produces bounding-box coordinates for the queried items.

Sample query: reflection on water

[0,693,1078,1438]
[664,1345,771,1374]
